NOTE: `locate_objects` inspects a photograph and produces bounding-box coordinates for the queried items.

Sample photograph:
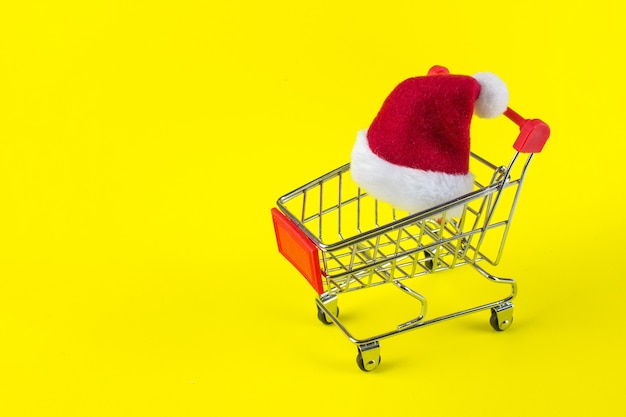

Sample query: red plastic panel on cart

[271,208,323,294]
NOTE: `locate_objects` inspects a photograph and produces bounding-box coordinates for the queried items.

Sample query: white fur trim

[472,72,509,119]
[350,130,475,217]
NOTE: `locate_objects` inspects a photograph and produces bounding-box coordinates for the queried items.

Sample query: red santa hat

[350,65,508,216]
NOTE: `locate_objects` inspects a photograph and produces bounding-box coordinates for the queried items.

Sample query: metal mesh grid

[277,151,530,295]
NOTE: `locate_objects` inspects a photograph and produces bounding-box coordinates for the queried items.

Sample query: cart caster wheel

[490,304,514,331]
[317,305,339,325]
[356,352,381,372]
[356,341,381,372]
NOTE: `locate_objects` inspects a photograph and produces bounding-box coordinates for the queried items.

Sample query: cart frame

[272,107,549,371]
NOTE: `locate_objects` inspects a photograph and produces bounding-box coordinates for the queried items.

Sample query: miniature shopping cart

[272,107,549,371]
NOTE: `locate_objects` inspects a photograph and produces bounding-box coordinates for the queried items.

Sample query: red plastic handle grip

[504,107,550,153]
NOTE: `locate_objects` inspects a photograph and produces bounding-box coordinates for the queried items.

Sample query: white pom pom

[472,72,509,118]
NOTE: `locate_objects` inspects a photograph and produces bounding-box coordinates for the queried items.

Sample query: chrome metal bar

[318,180,323,239]
[316,288,514,346]
[392,280,428,328]
[492,153,534,265]
[374,199,379,227]
[470,151,500,171]
[300,189,307,223]
[356,186,362,233]
[337,171,343,240]
[472,152,521,258]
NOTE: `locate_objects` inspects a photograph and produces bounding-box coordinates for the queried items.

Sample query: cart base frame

[315,263,516,371]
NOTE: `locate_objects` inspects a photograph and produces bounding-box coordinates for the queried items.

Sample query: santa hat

[350,65,508,216]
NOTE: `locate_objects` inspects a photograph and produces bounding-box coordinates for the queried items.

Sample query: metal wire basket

[272,107,549,371]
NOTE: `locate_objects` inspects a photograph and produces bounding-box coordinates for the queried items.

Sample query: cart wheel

[317,305,339,325]
[490,305,514,331]
[356,341,381,372]
[356,352,381,372]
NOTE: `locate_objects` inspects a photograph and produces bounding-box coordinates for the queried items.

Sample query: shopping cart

[272,102,549,371]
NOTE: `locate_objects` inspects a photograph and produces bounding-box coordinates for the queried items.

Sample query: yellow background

[1,1,624,415]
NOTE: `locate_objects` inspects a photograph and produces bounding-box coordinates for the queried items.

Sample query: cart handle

[504,107,550,153]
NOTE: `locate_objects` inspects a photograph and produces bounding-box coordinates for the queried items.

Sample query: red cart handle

[504,107,550,153]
